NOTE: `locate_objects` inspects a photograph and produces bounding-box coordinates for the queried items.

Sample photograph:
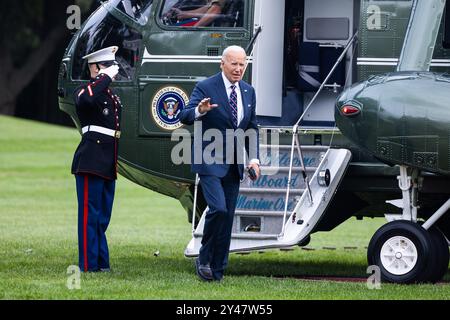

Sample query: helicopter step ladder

[184,145,352,256]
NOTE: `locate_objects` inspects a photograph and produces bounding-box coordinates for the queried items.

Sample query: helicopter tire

[425,226,449,283]
[297,235,311,247]
[367,220,434,284]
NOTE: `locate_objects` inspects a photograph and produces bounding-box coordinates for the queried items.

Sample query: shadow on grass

[227,258,368,278]
[227,256,450,283]
[96,244,449,282]
[112,252,369,280]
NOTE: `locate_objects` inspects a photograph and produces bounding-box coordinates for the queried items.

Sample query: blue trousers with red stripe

[75,174,115,272]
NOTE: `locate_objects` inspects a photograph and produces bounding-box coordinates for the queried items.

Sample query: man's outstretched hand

[198,98,219,114]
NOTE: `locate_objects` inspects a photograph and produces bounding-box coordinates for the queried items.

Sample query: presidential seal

[151,86,189,130]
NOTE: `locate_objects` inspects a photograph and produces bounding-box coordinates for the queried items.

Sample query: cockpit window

[160,0,245,28]
[114,0,154,25]
[72,6,142,81]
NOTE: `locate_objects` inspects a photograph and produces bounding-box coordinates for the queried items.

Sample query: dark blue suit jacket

[180,73,259,179]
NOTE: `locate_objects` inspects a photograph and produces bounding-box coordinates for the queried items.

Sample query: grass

[0,115,449,300]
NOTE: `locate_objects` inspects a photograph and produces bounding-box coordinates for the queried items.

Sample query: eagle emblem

[151,86,188,130]
[163,97,180,120]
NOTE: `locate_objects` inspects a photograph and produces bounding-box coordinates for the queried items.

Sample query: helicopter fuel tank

[335,71,450,176]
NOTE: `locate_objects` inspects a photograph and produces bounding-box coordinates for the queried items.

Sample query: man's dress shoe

[195,258,213,281]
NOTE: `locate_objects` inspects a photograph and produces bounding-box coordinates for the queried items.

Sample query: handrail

[279,31,359,238]
[293,31,359,134]
[191,174,200,235]
[246,25,263,54]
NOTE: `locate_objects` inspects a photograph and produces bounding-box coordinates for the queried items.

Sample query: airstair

[184,144,352,256]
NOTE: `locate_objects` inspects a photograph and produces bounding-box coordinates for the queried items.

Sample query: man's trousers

[75,174,115,272]
[198,164,240,280]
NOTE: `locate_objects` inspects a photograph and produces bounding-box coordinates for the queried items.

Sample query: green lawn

[0,115,449,300]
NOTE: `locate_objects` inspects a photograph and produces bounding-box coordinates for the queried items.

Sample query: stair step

[235,210,291,217]
[259,126,339,133]
[260,145,329,151]
[241,169,318,189]
[260,166,317,173]
[260,145,328,168]
[234,209,287,234]
[239,188,304,194]
[236,192,300,212]
[194,232,279,241]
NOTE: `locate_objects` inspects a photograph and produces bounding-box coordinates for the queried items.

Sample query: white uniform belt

[82,125,121,138]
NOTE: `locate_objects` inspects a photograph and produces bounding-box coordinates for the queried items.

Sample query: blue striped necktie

[229,84,238,127]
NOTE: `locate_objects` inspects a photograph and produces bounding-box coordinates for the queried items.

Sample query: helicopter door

[252,0,285,118]
[299,0,355,127]
[138,0,251,136]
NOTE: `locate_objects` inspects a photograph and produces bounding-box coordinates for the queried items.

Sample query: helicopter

[58,0,450,283]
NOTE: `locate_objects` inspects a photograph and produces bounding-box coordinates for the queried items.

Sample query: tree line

[0,0,101,126]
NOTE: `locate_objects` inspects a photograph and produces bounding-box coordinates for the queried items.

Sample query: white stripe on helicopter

[358,57,450,67]
[141,48,253,65]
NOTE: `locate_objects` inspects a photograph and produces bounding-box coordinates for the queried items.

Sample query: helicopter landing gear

[426,226,449,283]
[368,166,449,284]
[368,220,433,284]
[368,221,449,284]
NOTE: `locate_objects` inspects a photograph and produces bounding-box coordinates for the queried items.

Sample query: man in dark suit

[71,46,122,272]
[179,45,260,281]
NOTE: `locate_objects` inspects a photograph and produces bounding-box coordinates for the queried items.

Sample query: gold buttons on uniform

[97,140,100,144]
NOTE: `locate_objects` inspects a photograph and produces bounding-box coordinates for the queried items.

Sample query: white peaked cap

[82,46,119,63]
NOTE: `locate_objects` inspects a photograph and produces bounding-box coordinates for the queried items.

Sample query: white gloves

[99,65,119,80]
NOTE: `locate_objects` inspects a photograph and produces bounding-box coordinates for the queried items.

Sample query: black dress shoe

[195,258,213,281]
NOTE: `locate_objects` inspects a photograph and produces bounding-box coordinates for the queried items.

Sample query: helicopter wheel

[367,220,434,284]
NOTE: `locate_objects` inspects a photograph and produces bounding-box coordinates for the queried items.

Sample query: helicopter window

[160,0,245,28]
[72,8,143,81]
[305,18,349,41]
[115,0,154,25]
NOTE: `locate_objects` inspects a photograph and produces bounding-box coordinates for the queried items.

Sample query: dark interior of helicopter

[256,0,359,128]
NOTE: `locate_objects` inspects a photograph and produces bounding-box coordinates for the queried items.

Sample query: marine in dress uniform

[71,46,122,272]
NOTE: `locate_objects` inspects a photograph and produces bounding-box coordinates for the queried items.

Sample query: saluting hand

[198,98,219,114]
[99,65,119,81]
